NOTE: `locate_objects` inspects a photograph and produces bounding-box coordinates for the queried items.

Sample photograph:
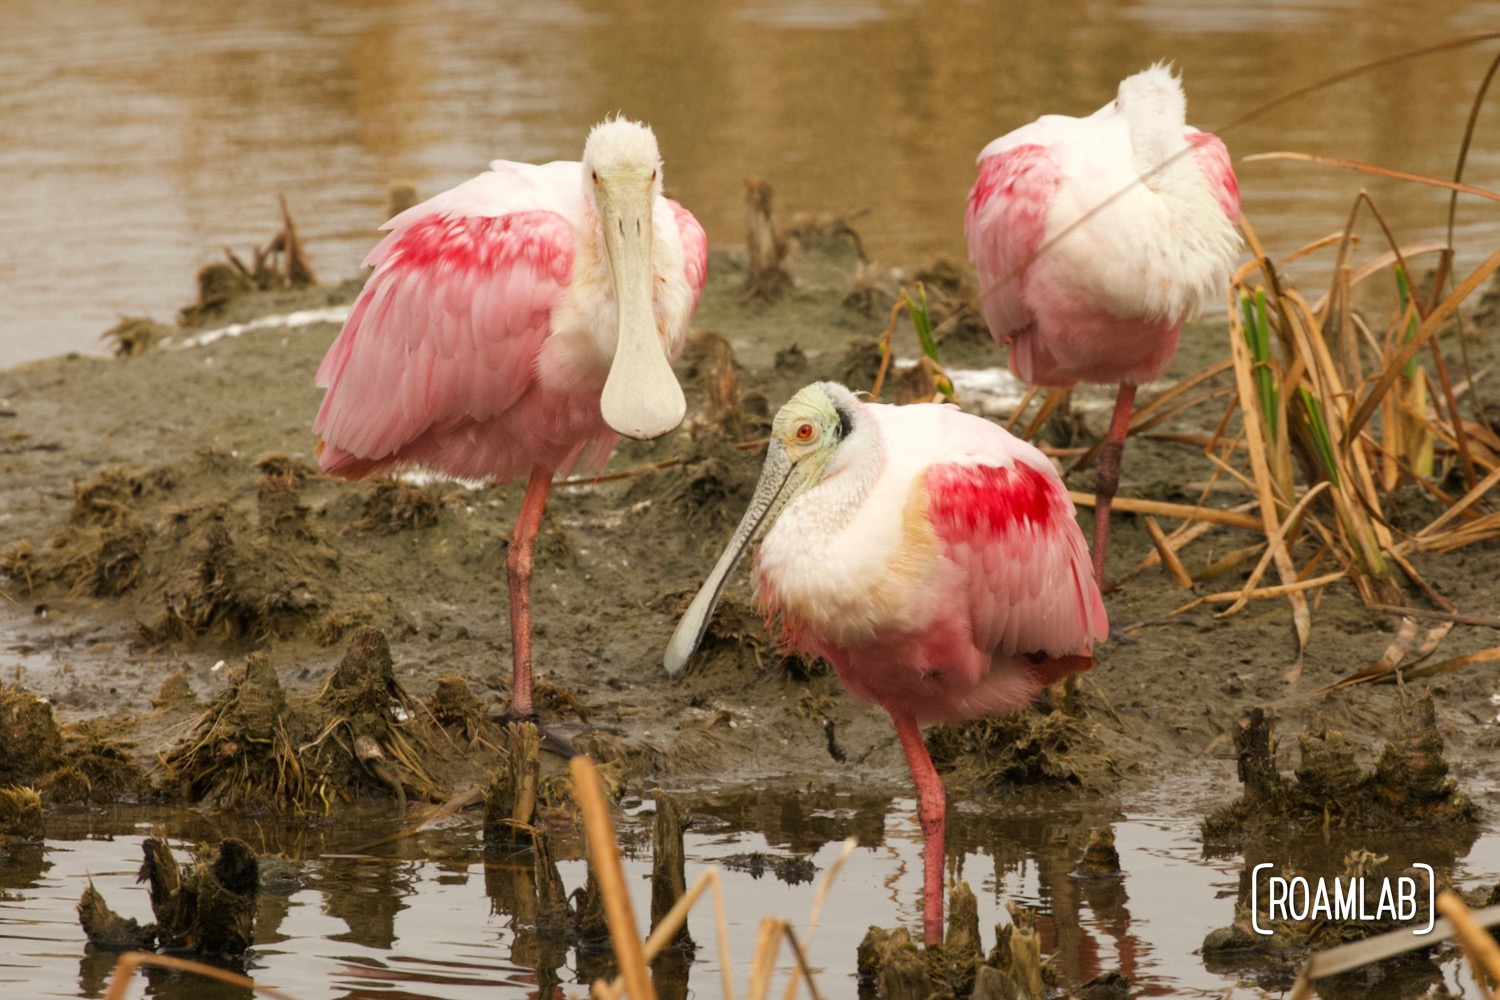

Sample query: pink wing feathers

[924,456,1106,661]
[1186,130,1240,222]
[670,199,708,310]
[314,209,573,476]
[964,144,1063,345]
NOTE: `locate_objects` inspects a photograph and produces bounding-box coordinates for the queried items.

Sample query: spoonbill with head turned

[665,382,1106,945]
[965,63,1241,583]
[315,117,707,730]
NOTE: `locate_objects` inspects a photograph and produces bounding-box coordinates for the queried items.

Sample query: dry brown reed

[1286,893,1500,999]
[1196,190,1500,684]
[103,951,302,1000]
[571,756,855,1000]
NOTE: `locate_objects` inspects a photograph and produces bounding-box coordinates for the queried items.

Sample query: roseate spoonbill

[965,64,1241,582]
[315,118,707,727]
[664,382,1106,945]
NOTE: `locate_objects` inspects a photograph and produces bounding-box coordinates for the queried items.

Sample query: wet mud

[2,225,1499,995]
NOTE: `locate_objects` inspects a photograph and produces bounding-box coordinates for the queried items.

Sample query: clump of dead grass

[81,837,260,957]
[1202,848,1435,983]
[0,682,65,783]
[1,466,167,598]
[426,673,486,742]
[0,786,43,838]
[42,728,148,805]
[1100,134,1500,685]
[160,630,443,813]
[178,197,316,326]
[100,317,172,358]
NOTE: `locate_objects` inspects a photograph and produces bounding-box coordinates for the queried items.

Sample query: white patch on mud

[170,306,353,349]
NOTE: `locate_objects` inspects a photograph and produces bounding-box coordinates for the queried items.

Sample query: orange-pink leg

[1091,383,1137,585]
[892,712,945,946]
[506,466,553,719]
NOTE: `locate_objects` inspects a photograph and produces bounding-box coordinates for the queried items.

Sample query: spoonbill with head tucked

[315,117,707,728]
[664,382,1106,945]
[965,64,1241,582]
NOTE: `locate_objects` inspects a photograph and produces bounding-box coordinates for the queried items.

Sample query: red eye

[591,170,599,183]
[795,423,815,441]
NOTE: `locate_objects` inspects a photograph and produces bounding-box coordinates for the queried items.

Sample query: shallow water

[4,785,1499,999]
[3,0,1499,367]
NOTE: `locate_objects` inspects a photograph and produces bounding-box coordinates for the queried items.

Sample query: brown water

[3,0,1498,368]
[6,787,1499,999]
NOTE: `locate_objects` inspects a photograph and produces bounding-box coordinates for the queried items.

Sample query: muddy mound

[1201,849,1446,990]
[0,684,147,809]
[2,451,477,653]
[634,436,763,539]
[658,592,823,684]
[1202,693,1479,846]
[139,504,330,645]
[352,480,454,533]
[927,701,1120,791]
[5,460,335,644]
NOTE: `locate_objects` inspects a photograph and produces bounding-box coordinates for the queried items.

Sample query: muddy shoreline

[2,232,1499,992]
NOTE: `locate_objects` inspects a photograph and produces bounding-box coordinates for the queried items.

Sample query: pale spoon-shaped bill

[596,165,686,440]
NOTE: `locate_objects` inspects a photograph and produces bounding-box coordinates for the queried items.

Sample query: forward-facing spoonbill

[315,118,707,727]
[664,382,1106,945]
[965,64,1241,582]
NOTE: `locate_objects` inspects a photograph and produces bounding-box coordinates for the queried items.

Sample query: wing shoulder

[965,143,1064,340]
[380,160,586,237]
[313,208,574,470]
[1186,129,1240,222]
[669,198,708,309]
[922,445,1106,657]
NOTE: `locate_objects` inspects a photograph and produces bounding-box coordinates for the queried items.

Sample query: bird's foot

[1106,611,1209,645]
[489,705,622,760]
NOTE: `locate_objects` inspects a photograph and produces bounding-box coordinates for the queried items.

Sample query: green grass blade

[905,284,937,360]
[1299,386,1340,487]
[1239,290,1279,442]
[1394,264,1420,379]
[903,283,952,397]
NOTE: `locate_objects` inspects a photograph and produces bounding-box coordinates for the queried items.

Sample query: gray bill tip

[663,587,713,676]
[663,630,693,677]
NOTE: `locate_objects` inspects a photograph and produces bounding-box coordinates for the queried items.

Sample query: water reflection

[3,0,1496,367]
[1,791,1497,998]
[482,845,572,996]
[1203,825,1483,996]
